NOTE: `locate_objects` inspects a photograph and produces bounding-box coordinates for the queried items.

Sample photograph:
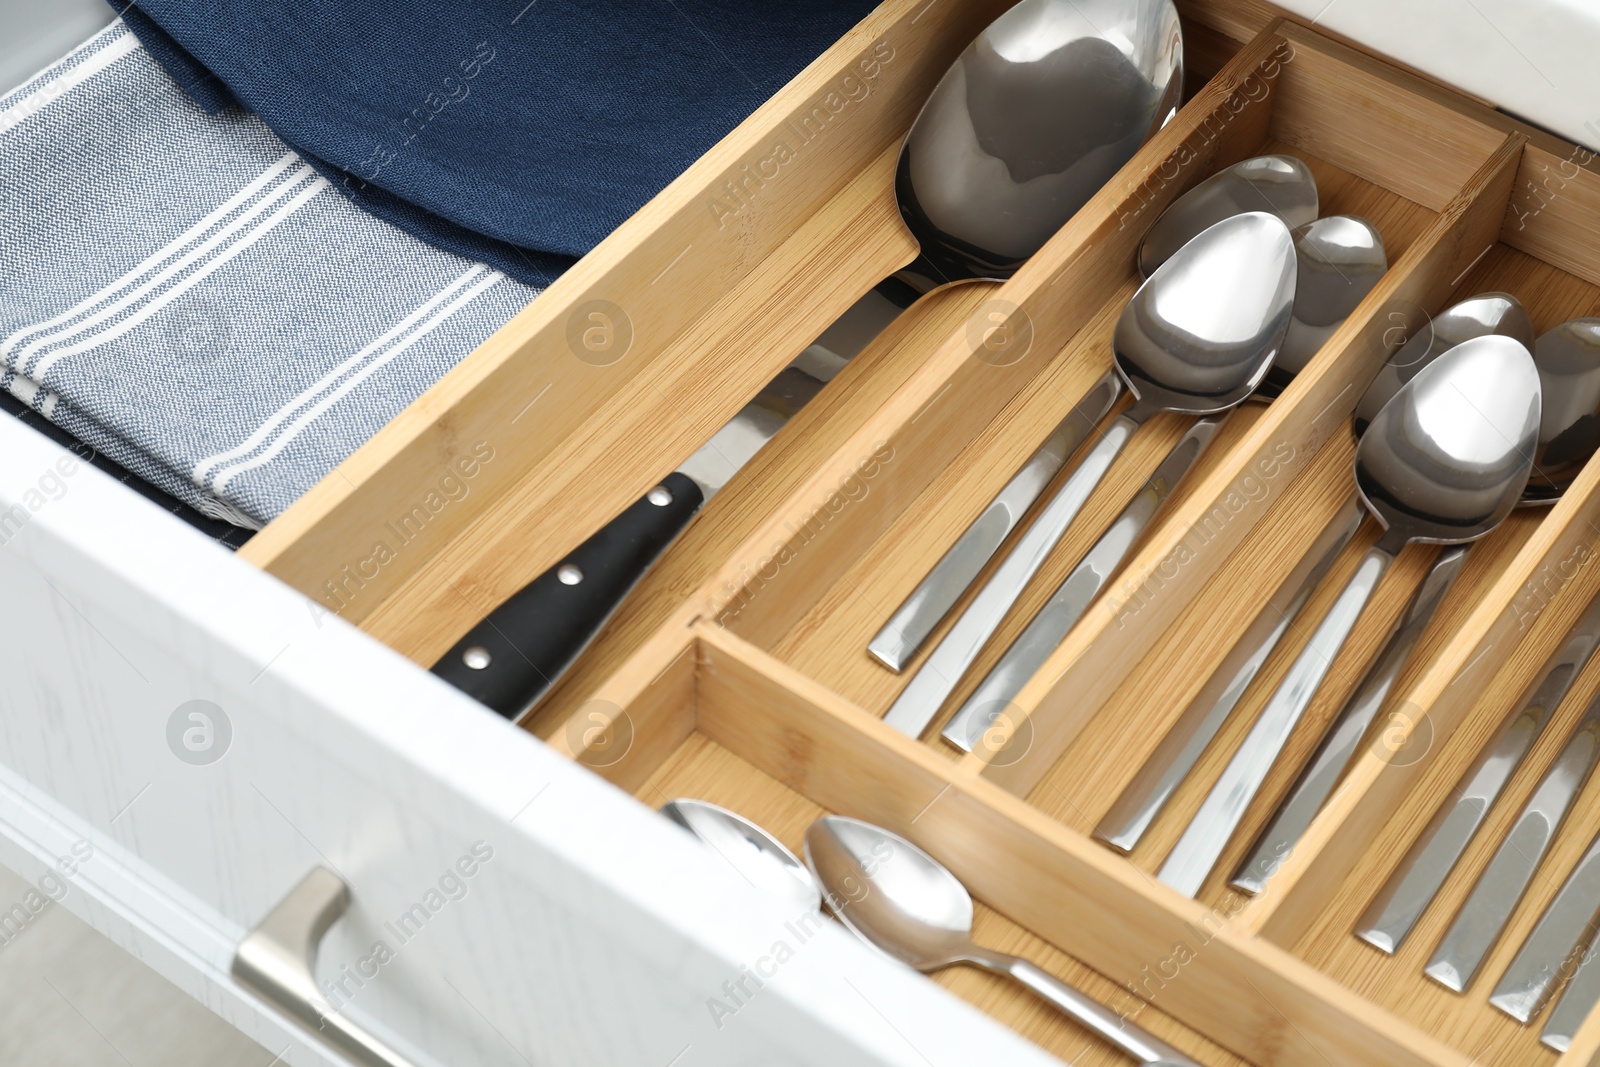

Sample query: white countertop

[1275,0,1600,150]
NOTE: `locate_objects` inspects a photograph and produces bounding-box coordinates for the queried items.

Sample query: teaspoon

[805,816,1201,1066]
[1158,334,1541,897]
[660,799,821,915]
[883,212,1296,738]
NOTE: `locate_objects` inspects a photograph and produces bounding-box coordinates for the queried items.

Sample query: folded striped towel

[0,23,537,528]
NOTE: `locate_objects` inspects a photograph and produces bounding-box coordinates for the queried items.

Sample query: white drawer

[0,415,1054,1067]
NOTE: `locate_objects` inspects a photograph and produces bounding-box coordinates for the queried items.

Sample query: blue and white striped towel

[0,23,537,527]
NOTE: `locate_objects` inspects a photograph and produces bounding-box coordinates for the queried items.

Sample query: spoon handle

[1094,496,1365,853]
[978,953,1199,1065]
[882,407,1141,738]
[941,414,1227,753]
[1229,544,1468,894]
[1158,539,1396,897]
[1355,591,1600,954]
[868,371,1123,672]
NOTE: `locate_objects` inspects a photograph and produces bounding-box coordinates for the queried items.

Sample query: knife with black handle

[431,470,706,717]
[426,287,910,720]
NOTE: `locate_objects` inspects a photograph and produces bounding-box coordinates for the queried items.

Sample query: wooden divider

[965,131,1526,793]
[236,0,1011,643]
[253,4,1600,1061]
[683,623,1470,1067]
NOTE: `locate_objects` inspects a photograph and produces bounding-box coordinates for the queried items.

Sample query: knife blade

[1356,592,1600,955]
[430,346,850,721]
[1425,690,1600,992]
[1490,825,1600,1024]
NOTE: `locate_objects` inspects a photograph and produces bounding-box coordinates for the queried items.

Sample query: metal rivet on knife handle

[868,370,1122,673]
[1095,497,1363,854]
[1490,826,1600,1024]
[1424,694,1600,993]
[1356,594,1600,955]
[1230,544,1469,893]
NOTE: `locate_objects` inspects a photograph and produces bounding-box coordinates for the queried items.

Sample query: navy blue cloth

[108,1,879,286]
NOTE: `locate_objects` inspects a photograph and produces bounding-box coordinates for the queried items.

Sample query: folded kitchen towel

[0,23,538,527]
[107,0,880,286]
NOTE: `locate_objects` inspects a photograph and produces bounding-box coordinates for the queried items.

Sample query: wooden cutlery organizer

[227,1,1600,1064]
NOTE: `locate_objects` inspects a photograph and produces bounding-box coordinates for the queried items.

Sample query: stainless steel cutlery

[662,798,1200,1065]
[1158,335,1541,897]
[883,210,1297,739]
[1357,594,1600,954]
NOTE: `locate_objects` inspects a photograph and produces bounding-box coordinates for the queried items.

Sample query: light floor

[0,862,275,1067]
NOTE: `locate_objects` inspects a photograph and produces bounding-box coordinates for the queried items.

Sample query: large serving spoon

[660,799,821,915]
[890,0,1183,295]
[431,0,1182,720]
[805,816,1200,1066]
[1097,292,1534,862]
[939,214,1387,751]
[883,212,1296,738]
[1157,334,1541,897]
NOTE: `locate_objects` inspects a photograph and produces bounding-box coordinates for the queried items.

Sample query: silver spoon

[1223,294,1542,892]
[939,213,1388,752]
[894,0,1183,293]
[1158,334,1541,897]
[805,816,1201,1067]
[1137,155,1319,277]
[883,212,1297,738]
[1263,215,1388,393]
[660,799,821,915]
[1354,291,1535,434]
[1526,318,1600,503]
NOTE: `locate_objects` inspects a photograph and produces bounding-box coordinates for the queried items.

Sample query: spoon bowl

[1354,292,1535,434]
[1526,318,1600,503]
[1137,155,1319,276]
[806,816,1200,1065]
[1357,333,1541,547]
[1114,210,1297,413]
[1261,215,1389,393]
[661,799,821,915]
[897,0,1182,290]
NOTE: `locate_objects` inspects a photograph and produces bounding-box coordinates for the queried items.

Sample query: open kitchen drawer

[8,1,1600,1065]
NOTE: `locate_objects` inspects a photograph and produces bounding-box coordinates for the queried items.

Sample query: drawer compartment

[532,14,1600,1067]
[45,0,1599,1064]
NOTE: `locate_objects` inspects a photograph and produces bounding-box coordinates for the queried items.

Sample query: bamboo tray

[228,1,1600,1063]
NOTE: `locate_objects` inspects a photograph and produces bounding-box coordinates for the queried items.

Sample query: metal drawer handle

[232,867,420,1067]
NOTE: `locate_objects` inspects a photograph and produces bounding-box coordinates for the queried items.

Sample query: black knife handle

[431,472,704,719]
